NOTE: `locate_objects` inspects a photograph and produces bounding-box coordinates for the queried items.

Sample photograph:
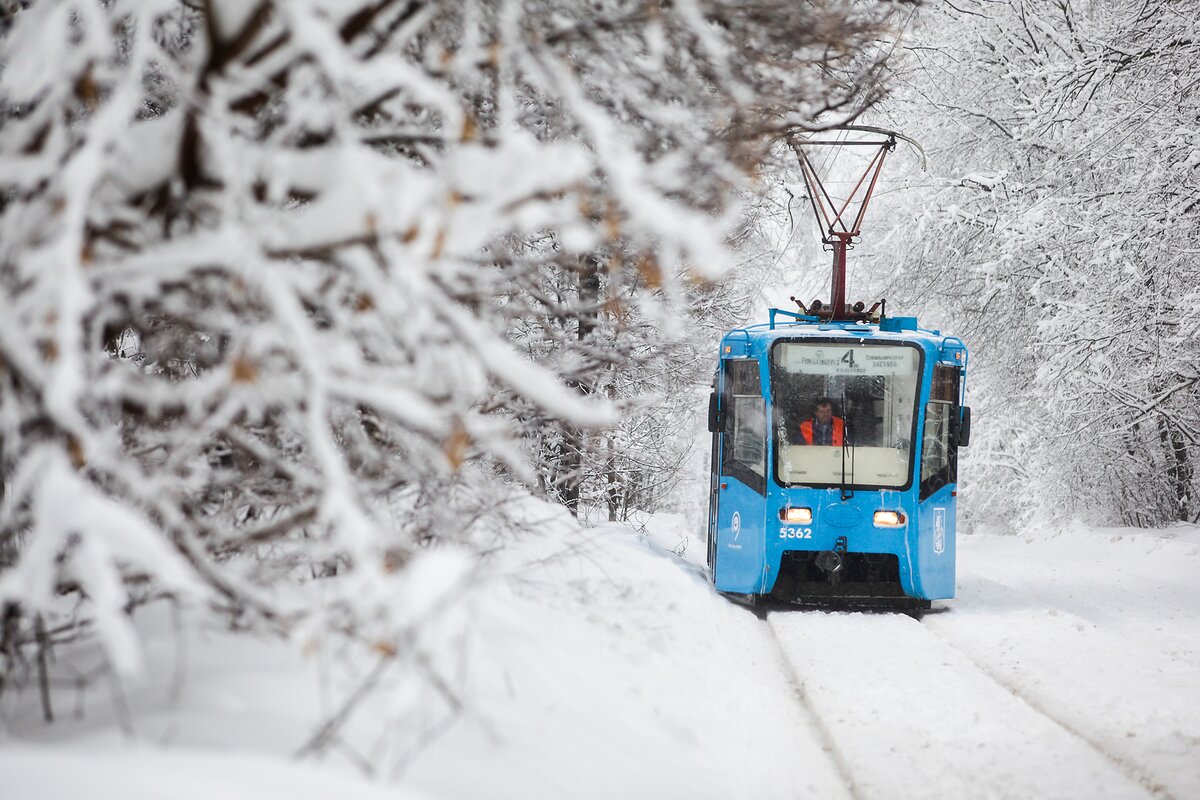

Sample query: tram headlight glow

[873,510,906,527]
[780,507,812,524]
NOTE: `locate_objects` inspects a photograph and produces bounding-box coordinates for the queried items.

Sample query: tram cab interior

[771,341,920,491]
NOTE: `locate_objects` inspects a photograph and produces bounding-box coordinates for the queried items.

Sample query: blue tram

[705,311,971,608]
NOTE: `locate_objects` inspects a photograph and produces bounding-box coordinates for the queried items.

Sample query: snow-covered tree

[0,0,905,722]
[863,0,1200,528]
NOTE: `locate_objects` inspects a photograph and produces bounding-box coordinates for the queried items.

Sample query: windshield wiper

[840,389,854,501]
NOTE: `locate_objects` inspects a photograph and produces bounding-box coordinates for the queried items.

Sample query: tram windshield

[770,341,921,489]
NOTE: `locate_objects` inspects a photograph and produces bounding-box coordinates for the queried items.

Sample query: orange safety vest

[799,417,845,446]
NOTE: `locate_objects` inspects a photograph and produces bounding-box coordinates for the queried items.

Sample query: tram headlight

[780,507,812,524]
[873,510,906,527]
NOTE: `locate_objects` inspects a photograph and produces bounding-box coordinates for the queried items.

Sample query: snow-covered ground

[772,523,1200,800]
[3,510,1199,800]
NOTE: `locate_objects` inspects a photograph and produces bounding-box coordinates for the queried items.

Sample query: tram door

[915,363,962,597]
[709,359,768,593]
[706,373,721,572]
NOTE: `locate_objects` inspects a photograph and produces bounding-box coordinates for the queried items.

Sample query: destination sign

[780,344,915,376]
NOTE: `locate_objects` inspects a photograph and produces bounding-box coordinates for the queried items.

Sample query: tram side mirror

[956,406,972,448]
[708,392,725,433]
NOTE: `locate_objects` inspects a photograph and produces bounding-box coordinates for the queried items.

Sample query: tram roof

[721,313,968,364]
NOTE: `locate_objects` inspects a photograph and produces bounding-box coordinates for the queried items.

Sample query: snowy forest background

[1,0,1197,787]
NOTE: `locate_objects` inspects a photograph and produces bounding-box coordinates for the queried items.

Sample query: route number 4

[779,527,812,539]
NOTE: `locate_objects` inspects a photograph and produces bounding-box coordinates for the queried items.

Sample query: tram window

[725,359,760,396]
[721,360,766,495]
[920,366,960,499]
[731,398,766,474]
[930,364,959,402]
[771,342,921,489]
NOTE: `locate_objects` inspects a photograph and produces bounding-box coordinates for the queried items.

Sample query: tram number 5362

[779,527,812,539]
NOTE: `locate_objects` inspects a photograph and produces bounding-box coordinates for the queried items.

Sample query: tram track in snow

[762,606,1168,800]
[762,616,865,800]
[912,611,1177,800]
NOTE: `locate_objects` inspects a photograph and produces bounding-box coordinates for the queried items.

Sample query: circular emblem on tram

[731,511,742,540]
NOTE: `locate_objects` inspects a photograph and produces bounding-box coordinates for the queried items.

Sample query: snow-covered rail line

[764,621,864,800]
[925,531,1200,800]
[767,610,1157,800]
[917,615,1179,800]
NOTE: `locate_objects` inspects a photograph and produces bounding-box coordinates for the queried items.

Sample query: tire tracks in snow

[916,613,1178,800]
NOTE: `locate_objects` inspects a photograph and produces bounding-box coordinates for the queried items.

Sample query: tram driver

[797,398,847,446]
